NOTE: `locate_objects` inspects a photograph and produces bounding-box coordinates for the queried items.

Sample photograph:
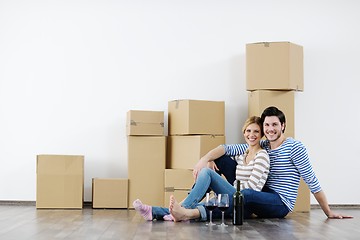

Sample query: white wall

[0,0,358,205]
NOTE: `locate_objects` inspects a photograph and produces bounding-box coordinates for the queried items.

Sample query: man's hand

[327,211,353,219]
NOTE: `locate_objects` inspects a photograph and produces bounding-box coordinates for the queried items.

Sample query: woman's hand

[207,161,219,171]
[192,145,225,180]
[192,158,208,180]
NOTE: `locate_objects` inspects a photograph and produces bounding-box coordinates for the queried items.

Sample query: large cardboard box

[248,90,295,138]
[167,135,225,169]
[164,169,194,206]
[248,90,310,212]
[128,136,166,207]
[36,155,84,209]
[92,178,128,209]
[168,100,225,135]
[126,110,164,136]
[293,178,310,212]
[246,42,303,91]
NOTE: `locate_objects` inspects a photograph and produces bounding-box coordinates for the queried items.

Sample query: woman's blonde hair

[242,116,264,137]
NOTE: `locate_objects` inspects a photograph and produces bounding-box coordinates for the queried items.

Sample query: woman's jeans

[152,155,289,221]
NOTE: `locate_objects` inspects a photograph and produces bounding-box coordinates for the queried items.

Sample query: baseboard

[311,204,360,209]
[0,201,36,206]
[0,201,93,208]
[1,201,359,209]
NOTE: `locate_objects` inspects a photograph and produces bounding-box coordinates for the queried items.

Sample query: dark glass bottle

[233,179,244,225]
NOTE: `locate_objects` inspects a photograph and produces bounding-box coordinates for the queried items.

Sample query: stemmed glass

[217,194,229,227]
[205,192,217,226]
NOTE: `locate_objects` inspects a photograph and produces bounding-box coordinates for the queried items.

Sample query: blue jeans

[152,166,236,221]
[152,155,289,220]
[194,155,238,201]
[215,155,289,218]
[242,187,289,218]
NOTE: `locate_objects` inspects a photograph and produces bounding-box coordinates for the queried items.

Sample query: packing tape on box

[165,187,191,192]
[130,120,164,127]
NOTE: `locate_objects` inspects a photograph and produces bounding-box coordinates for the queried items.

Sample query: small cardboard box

[248,90,295,138]
[165,169,194,190]
[126,110,164,136]
[165,191,190,207]
[36,155,84,209]
[164,169,194,206]
[167,135,225,169]
[168,100,225,135]
[246,42,303,91]
[92,178,128,208]
[128,136,166,207]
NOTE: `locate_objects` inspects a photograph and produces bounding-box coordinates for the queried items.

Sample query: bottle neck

[236,180,240,191]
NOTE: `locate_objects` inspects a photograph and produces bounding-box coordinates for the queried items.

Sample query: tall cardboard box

[248,90,310,212]
[36,155,84,209]
[164,169,194,206]
[92,178,128,209]
[128,136,166,207]
[167,135,225,169]
[126,110,164,136]
[293,179,310,212]
[246,42,303,91]
[168,100,225,135]
[248,90,295,138]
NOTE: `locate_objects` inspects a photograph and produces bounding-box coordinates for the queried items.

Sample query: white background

[0,0,358,205]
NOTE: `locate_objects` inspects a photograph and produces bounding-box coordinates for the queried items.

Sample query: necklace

[244,147,261,164]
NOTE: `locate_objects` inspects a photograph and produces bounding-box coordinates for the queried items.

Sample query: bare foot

[169,195,200,222]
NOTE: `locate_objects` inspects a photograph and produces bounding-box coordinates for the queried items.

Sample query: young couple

[134,106,352,221]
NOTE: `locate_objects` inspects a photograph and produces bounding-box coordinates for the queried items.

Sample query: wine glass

[205,192,217,226]
[217,194,229,227]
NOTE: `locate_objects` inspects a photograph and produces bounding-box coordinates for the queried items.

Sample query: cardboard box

[168,100,225,135]
[92,178,128,208]
[165,191,190,207]
[246,42,303,91]
[165,169,194,190]
[164,169,194,206]
[248,90,295,138]
[293,178,310,212]
[248,90,310,212]
[167,135,225,169]
[128,136,166,207]
[36,155,84,209]
[126,110,164,136]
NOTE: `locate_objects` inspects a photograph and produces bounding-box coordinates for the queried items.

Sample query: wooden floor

[0,204,359,240]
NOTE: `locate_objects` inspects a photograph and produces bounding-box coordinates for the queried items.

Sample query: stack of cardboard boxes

[127,110,166,207]
[246,41,310,212]
[165,100,226,206]
[35,42,310,211]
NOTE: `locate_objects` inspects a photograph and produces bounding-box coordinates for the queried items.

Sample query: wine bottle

[233,179,244,225]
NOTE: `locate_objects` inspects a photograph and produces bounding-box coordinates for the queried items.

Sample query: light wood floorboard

[0,205,359,240]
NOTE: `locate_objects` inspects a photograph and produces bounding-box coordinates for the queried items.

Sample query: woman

[134,116,270,222]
